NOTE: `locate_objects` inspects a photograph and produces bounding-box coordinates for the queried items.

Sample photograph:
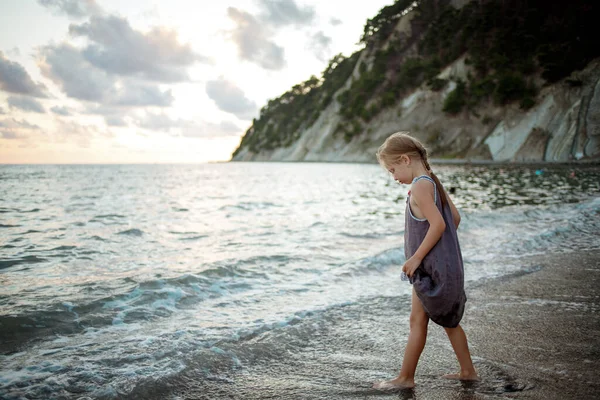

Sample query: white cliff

[232,5,600,163]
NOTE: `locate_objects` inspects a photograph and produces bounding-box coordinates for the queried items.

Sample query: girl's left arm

[403,181,446,278]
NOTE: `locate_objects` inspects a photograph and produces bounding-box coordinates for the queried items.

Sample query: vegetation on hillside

[232,52,359,156]
[233,0,600,156]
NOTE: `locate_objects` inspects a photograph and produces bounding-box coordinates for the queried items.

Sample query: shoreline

[152,250,600,400]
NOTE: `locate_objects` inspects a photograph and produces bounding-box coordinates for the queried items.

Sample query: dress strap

[411,175,437,204]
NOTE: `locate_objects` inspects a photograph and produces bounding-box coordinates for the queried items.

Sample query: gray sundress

[404,175,466,328]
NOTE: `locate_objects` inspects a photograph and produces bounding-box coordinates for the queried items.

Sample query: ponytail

[430,171,448,210]
[416,144,448,209]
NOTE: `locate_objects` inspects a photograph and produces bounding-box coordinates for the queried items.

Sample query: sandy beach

[136,250,600,400]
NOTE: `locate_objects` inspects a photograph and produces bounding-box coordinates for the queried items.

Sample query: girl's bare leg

[442,325,479,380]
[373,288,429,389]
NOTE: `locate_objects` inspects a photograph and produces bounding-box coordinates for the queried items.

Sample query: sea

[1,162,599,399]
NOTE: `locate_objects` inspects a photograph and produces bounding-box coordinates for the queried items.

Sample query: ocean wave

[178,234,208,241]
[334,247,404,278]
[89,235,108,241]
[0,254,304,350]
[20,229,43,234]
[0,256,47,270]
[0,310,82,354]
[0,296,362,399]
[47,245,78,251]
[338,231,401,239]
[0,207,40,214]
[218,201,281,212]
[88,214,128,225]
[117,228,144,236]
[168,230,209,240]
[462,196,600,258]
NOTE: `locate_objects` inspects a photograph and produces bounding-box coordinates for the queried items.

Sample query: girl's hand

[402,256,422,278]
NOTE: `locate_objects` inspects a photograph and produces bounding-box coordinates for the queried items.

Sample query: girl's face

[387,155,412,184]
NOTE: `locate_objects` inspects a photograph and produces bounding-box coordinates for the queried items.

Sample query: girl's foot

[442,371,480,381]
[372,377,415,390]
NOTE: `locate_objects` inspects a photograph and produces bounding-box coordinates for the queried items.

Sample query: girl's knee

[443,325,462,334]
[409,311,429,329]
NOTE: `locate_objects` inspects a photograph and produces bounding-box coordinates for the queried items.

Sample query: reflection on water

[431,164,600,210]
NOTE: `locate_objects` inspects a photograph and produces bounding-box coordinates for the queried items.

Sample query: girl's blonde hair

[376,131,448,208]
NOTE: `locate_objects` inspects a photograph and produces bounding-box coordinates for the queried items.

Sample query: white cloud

[330,17,342,26]
[50,105,73,116]
[205,77,258,120]
[39,43,174,107]
[104,115,127,127]
[136,111,242,138]
[257,0,316,27]
[307,31,333,62]
[52,117,112,147]
[0,51,48,97]
[7,96,46,113]
[37,0,102,20]
[69,15,210,82]
[0,117,41,139]
[226,7,286,70]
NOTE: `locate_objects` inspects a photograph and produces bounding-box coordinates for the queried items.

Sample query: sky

[0,0,393,164]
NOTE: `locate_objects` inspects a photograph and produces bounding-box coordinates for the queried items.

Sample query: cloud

[68,15,210,82]
[330,17,342,26]
[52,117,112,147]
[225,1,317,70]
[85,103,126,119]
[104,115,127,127]
[0,107,5,114]
[308,31,332,62]
[39,43,109,102]
[136,112,242,138]
[226,7,286,70]
[82,104,132,128]
[37,0,102,20]
[39,43,174,107]
[50,105,73,116]
[38,14,201,110]
[111,83,174,107]
[0,51,48,97]
[0,118,41,130]
[7,96,46,113]
[0,117,41,139]
[257,0,316,27]
[205,77,258,120]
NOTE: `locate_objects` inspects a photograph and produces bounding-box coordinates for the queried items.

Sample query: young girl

[373,131,478,390]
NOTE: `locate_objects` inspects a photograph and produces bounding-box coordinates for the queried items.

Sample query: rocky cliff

[232,0,600,163]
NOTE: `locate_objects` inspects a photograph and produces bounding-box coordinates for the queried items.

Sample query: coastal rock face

[233,2,600,163]
[585,77,600,157]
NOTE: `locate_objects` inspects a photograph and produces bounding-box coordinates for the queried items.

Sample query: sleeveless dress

[404,175,466,328]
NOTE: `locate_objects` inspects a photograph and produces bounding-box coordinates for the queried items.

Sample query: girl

[373,132,479,390]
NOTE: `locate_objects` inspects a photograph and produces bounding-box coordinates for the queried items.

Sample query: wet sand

[142,250,600,400]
